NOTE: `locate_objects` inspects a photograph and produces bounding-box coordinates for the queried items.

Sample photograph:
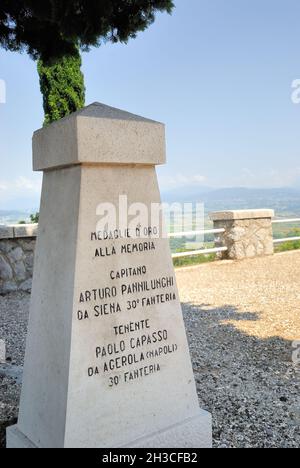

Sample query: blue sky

[1,0,300,209]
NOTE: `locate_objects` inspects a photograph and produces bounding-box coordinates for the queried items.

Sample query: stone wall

[0,225,37,294]
[210,210,275,260]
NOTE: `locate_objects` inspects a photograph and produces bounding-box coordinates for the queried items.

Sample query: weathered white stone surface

[127,411,212,448]
[7,426,36,449]
[8,104,211,449]
[8,411,212,449]
[33,103,166,171]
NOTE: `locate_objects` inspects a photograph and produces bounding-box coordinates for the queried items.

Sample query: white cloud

[231,167,300,188]
[15,176,41,192]
[159,173,207,191]
[159,167,300,191]
[0,176,42,202]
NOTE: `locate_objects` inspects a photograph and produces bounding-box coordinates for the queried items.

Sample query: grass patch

[274,228,300,253]
[173,253,216,268]
[275,240,300,253]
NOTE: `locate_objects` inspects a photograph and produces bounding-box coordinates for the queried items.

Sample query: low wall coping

[209,209,275,221]
[0,224,38,240]
[0,225,14,239]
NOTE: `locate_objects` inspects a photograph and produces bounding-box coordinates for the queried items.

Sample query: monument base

[125,410,212,449]
[6,426,37,449]
[7,410,212,449]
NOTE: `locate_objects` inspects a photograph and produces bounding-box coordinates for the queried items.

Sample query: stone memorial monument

[7,103,212,448]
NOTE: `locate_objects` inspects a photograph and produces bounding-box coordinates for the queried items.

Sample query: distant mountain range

[0,209,34,225]
[161,187,300,217]
[1,187,300,224]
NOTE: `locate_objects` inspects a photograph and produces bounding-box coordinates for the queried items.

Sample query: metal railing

[272,218,300,245]
[169,217,300,259]
[169,228,227,259]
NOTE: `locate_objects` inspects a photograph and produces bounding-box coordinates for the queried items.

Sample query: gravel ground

[178,251,300,448]
[0,251,300,448]
[0,292,30,448]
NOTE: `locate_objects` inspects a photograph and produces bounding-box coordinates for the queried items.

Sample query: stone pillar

[7,103,212,449]
[210,209,275,260]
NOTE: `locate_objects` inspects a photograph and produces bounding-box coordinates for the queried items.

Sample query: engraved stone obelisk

[7,103,212,448]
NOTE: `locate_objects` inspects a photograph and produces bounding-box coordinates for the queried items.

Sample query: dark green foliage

[18,212,39,224]
[0,1,174,122]
[38,50,85,125]
[0,1,174,62]
[30,212,39,223]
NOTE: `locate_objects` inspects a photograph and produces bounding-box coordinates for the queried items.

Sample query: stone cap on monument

[210,209,275,221]
[33,102,166,171]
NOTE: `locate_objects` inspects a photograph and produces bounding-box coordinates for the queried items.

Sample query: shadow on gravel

[182,302,300,448]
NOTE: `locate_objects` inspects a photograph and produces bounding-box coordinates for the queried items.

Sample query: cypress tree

[0,1,174,123]
[38,49,85,125]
